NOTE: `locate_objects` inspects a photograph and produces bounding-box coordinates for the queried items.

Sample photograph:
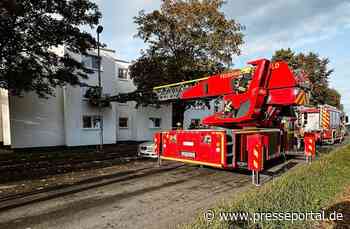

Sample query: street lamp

[97,25,103,152]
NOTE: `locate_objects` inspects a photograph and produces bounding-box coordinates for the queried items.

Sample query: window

[189,119,200,129]
[214,104,220,112]
[214,99,223,112]
[82,55,99,70]
[191,119,200,126]
[91,56,99,69]
[82,115,101,129]
[119,117,129,128]
[149,117,161,128]
[118,101,128,105]
[118,68,128,79]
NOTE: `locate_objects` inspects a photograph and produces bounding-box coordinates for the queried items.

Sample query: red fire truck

[153,59,311,185]
[297,105,346,145]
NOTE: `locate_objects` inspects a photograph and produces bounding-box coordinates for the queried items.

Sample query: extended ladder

[153,77,209,101]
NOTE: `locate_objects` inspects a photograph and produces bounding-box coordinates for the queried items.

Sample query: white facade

[7,47,172,148]
[0,89,11,146]
[113,59,172,141]
[183,100,221,129]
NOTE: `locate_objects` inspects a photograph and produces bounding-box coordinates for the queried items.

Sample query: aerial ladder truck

[153,59,312,185]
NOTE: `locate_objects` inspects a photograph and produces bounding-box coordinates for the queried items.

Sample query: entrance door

[117,108,133,141]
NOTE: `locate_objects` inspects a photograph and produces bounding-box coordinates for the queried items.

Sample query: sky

[91,0,350,114]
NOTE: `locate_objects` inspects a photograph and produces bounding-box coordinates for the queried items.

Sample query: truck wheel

[319,137,323,146]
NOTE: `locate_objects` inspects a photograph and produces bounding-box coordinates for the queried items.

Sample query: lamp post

[97,25,103,152]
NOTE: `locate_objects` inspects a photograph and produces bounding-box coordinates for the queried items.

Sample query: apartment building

[7,47,172,148]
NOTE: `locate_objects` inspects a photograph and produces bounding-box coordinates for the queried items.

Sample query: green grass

[186,144,350,229]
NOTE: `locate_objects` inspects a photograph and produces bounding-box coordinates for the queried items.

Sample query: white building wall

[62,86,117,147]
[116,102,136,141]
[184,108,211,129]
[8,47,173,148]
[9,89,66,148]
[135,105,172,141]
[114,60,137,93]
[116,103,172,142]
[0,89,11,145]
[8,47,118,148]
[62,49,117,146]
[183,100,221,129]
[0,98,3,142]
[114,60,172,142]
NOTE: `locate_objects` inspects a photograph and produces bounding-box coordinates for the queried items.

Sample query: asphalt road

[0,161,266,229]
[0,138,347,229]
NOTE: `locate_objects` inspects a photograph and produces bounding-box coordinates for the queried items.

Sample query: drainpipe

[97,25,104,152]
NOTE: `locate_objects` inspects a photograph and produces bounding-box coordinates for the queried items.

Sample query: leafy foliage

[0,0,101,97]
[272,48,341,109]
[324,88,342,109]
[124,0,244,106]
[84,87,110,107]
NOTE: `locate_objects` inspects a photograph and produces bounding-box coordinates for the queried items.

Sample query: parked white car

[138,142,157,158]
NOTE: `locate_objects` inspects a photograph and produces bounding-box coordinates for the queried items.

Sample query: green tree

[272,48,341,109]
[324,88,341,108]
[0,0,101,97]
[126,0,244,106]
